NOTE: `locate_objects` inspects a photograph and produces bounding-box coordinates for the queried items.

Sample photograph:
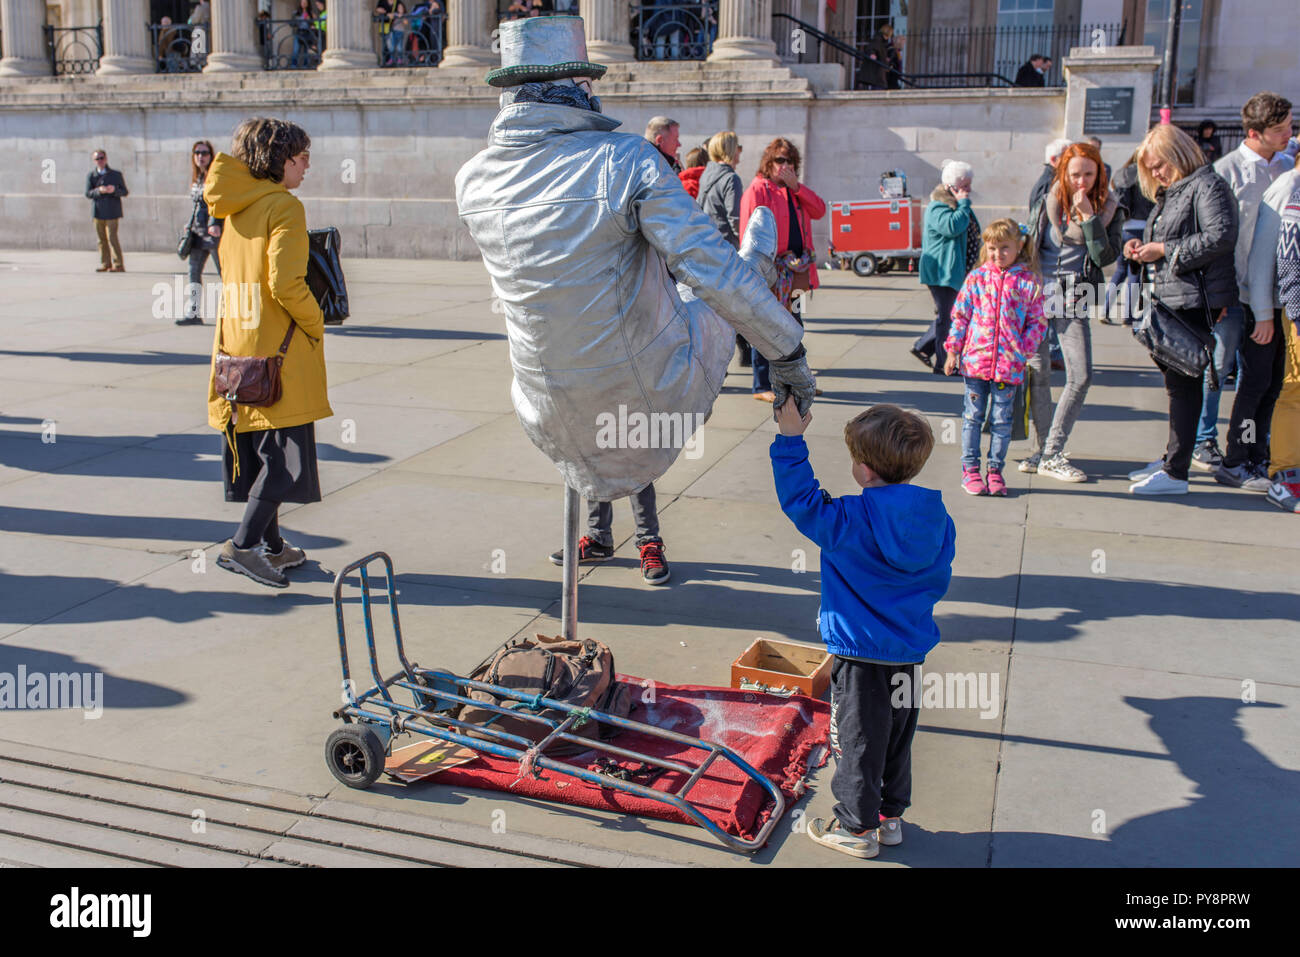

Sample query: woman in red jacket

[740,137,826,401]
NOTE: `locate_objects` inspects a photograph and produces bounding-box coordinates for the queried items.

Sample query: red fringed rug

[423,677,831,842]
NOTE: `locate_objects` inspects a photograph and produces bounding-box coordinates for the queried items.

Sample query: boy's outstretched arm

[770,400,852,551]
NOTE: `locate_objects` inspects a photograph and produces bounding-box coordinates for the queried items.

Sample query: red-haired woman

[739,137,826,401]
[1022,141,1125,481]
[180,139,222,325]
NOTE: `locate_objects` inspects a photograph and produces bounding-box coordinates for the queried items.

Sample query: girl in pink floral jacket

[943,219,1047,496]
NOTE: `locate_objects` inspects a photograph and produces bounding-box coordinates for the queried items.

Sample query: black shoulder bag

[1131,196,1218,389]
[176,198,201,260]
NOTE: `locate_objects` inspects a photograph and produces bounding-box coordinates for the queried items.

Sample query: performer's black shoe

[548,536,614,566]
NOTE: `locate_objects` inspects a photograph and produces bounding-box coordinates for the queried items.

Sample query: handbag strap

[216,313,297,358]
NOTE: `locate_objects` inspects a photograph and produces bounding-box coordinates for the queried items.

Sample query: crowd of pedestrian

[914,90,1300,512]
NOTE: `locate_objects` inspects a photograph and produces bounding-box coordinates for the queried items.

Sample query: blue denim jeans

[962,377,1016,470]
[1196,305,1244,444]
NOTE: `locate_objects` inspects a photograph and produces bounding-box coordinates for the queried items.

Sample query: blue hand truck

[327,549,787,853]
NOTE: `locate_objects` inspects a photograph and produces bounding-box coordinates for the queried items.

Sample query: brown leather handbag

[214,320,296,421]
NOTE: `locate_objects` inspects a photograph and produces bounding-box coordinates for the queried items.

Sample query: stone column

[581,0,633,64]
[205,0,263,72]
[0,0,51,77]
[440,0,495,68]
[97,0,154,74]
[707,0,777,64]
[320,0,376,69]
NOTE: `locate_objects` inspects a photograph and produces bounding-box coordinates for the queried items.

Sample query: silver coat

[456,103,803,500]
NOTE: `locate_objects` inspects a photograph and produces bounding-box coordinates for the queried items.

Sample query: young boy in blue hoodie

[771,399,956,859]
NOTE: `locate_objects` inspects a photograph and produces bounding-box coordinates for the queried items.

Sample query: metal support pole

[1157,0,1182,124]
[561,485,580,641]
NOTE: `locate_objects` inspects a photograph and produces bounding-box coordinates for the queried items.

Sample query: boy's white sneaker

[1129,469,1189,495]
[807,817,879,859]
[878,816,903,846]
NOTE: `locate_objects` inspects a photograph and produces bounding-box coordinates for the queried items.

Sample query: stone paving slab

[1,249,1296,867]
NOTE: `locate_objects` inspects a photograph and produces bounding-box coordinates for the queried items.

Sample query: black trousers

[829,656,921,833]
[1223,305,1285,470]
[1155,331,1206,481]
[917,285,959,375]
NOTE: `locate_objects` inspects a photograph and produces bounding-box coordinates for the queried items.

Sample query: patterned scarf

[502,81,602,114]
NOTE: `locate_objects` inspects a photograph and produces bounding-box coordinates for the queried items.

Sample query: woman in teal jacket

[916,160,979,375]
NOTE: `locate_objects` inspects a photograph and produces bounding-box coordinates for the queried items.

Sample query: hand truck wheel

[325,725,386,788]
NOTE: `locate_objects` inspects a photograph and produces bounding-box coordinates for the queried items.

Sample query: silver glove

[769,352,817,417]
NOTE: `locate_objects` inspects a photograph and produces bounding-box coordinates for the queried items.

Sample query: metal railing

[44,23,102,76]
[632,2,718,62]
[260,16,323,71]
[151,22,209,73]
[901,21,1125,89]
[497,0,577,18]
[372,11,444,67]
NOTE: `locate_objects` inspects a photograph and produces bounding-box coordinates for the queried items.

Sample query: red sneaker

[638,540,671,586]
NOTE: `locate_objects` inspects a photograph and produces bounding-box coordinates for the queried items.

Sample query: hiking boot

[262,539,306,570]
[961,466,987,496]
[1129,469,1189,495]
[1038,453,1087,483]
[1191,438,1223,472]
[1128,457,1165,481]
[986,468,1007,496]
[878,816,904,846]
[1018,453,1041,474]
[1266,468,1300,513]
[638,540,670,586]
[217,540,287,588]
[807,817,879,859]
[548,535,614,566]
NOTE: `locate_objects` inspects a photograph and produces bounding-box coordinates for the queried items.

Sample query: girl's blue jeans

[962,376,1016,470]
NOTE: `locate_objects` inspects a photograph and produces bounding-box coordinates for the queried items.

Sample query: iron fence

[632,2,718,62]
[898,21,1125,89]
[372,11,444,67]
[44,23,102,76]
[151,22,208,73]
[261,17,323,71]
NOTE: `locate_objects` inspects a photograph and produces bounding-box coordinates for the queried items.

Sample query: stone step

[0,739,680,868]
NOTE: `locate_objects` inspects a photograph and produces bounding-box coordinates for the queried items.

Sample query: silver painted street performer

[456,16,815,631]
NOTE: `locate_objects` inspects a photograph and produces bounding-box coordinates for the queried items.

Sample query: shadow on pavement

[0,642,188,709]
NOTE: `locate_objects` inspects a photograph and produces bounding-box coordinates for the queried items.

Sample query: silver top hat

[486,15,607,88]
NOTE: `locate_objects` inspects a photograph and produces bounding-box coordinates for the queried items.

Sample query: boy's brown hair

[844,405,935,484]
[231,117,311,184]
[1241,92,1292,136]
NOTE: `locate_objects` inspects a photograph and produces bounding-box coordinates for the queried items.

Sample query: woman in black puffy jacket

[1125,123,1238,496]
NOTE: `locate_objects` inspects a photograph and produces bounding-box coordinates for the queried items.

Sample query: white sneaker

[1129,469,1189,495]
[807,817,880,859]
[1127,458,1165,482]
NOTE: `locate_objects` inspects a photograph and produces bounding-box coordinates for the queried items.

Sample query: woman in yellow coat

[205,118,330,588]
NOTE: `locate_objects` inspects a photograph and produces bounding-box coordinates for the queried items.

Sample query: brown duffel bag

[454,634,631,751]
